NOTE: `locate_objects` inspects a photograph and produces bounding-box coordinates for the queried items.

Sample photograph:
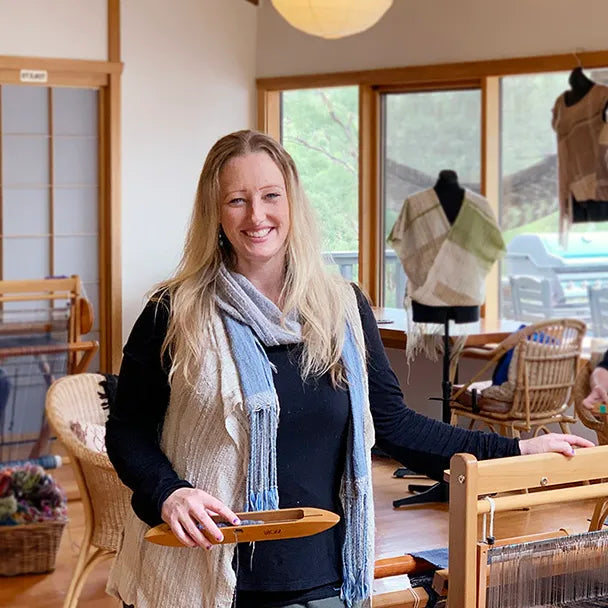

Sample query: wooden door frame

[0,0,123,372]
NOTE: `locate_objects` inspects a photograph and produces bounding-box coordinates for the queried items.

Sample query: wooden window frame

[0,0,123,372]
[257,50,608,321]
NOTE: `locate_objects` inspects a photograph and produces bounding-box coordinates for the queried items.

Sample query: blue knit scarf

[216,267,371,607]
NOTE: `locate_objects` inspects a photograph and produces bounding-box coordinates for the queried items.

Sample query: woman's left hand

[519,433,595,457]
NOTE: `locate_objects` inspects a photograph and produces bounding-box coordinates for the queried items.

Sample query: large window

[500,70,608,332]
[281,86,359,280]
[381,89,482,307]
[259,51,608,327]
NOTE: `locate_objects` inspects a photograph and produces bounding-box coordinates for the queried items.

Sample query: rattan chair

[572,353,608,531]
[45,373,131,608]
[573,352,608,446]
[450,318,586,437]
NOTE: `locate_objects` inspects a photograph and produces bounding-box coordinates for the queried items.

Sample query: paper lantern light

[271,0,394,40]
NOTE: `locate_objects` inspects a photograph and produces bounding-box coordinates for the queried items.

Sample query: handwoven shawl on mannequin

[387,188,504,362]
[552,84,608,241]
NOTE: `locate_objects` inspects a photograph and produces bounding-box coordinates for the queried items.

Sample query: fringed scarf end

[248,488,279,512]
[340,487,371,608]
[340,576,370,607]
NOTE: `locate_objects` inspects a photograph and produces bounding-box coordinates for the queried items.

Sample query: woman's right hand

[583,367,608,411]
[161,487,241,549]
[583,384,608,411]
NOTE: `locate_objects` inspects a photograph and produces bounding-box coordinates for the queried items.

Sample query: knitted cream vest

[106,289,375,608]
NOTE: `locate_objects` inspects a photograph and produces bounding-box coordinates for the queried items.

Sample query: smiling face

[219,151,290,281]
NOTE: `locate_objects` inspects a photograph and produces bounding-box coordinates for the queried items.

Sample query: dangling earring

[218,228,225,248]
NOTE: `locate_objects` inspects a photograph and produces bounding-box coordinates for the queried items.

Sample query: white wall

[121,0,257,334]
[257,0,608,77]
[0,0,258,338]
[0,0,107,60]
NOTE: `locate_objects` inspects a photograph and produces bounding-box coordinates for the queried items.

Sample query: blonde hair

[153,130,352,387]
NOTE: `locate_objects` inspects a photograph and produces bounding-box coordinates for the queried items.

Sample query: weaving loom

[0,277,98,464]
[372,445,608,607]
[449,444,608,607]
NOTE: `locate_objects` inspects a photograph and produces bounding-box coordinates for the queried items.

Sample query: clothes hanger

[144,507,340,547]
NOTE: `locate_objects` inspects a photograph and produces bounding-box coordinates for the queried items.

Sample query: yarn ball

[0,464,67,525]
[0,495,17,523]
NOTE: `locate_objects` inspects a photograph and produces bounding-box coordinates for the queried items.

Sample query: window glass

[382,89,482,307]
[500,70,608,336]
[282,87,359,281]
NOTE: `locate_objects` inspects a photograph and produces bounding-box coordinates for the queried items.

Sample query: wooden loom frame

[0,276,98,373]
[448,444,608,607]
[0,275,99,459]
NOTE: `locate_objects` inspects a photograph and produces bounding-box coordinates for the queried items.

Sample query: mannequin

[553,68,608,228]
[389,170,504,506]
[433,169,463,224]
[411,170,480,327]
[564,66,595,107]
[393,171,481,507]
[565,68,608,222]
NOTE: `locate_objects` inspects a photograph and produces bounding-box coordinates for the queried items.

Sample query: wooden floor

[2,456,598,607]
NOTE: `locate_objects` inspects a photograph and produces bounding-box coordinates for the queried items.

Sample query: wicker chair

[572,354,608,531]
[450,318,586,437]
[573,353,608,445]
[45,373,131,608]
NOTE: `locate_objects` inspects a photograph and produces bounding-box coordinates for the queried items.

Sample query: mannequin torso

[562,68,608,221]
[564,67,595,107]
[411,170,480,324]
[433,169,464,224]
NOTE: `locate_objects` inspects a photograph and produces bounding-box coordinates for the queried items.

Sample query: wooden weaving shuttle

[144,507,340,547]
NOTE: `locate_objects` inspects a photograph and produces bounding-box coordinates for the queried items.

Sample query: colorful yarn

[0,464,67,526]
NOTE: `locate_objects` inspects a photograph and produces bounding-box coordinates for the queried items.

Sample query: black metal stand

[430,316,453,423]
[393,467,421,479]
[393,479,449,507]
[393,317,452,508]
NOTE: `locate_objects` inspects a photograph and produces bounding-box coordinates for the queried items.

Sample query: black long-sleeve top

[598,349,608,371]
[106,286,520,607]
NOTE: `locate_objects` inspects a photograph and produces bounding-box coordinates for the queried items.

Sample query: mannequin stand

[393,316,453,508]
[434,316,453,424]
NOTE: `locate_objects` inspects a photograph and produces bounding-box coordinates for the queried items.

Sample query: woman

[106,130,592,608]
[583,349,608,409]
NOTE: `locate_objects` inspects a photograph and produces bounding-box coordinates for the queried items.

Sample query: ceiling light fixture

[271,0,394,40]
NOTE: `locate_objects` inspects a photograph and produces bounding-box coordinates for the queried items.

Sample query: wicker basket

[0,519,67,576]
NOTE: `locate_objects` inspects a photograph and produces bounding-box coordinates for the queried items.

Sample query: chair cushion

[70,421,107,453]
[491,324,526,385]
[489,331,560,401]
[453,381,513,414]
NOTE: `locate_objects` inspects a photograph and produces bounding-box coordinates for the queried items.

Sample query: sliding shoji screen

[0,84,100,370]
